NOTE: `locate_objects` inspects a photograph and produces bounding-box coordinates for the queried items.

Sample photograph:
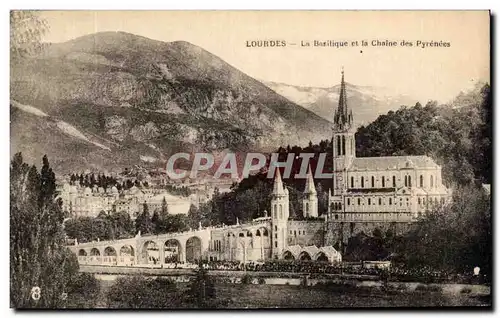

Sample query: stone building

[324,70,452,245]
[70,70,451,265]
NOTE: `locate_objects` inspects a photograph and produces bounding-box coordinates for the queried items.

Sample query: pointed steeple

[334,67,353,131]
[304,165,317,194]
[272,167,285,195]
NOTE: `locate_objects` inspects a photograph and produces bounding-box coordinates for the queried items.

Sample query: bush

[241,274,253,285]
[258,277,266,285]
[106,276,180,308]
[67,273,100,297]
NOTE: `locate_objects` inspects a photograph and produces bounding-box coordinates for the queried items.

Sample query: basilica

[259,69,452,259]
[70,70,453,266]
[207,70,452,261]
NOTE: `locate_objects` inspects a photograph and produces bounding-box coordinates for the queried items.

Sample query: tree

[135,204,153,235]
[185,267,218,308]
[394,184,491,277]
[10,153,79,308]
[187,204,202,229]
[151,210,161,235]
[10,11,49,59]
[160,197,169,218]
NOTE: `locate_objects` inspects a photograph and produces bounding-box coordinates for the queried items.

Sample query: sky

[38,10,490,103]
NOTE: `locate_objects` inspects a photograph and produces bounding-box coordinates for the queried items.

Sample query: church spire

[334,67,353,131]
[304,164,316,194]
[272,168,285,195]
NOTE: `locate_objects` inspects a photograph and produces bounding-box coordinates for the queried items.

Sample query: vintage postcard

[10,10,491,309]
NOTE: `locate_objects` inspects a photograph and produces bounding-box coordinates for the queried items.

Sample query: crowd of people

[187,259,486,284]
[194,259,381,276]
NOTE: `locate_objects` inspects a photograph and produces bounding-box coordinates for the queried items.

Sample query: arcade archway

[104,246,116,256]
[119,245,135,265]
[298,251,312,261]
[142,241,159,265]
[185,236,202,263]
[315,252,329,262]
[90,248,100,256]
[283,250,295,261]
[165,239,182,263]
[103,246,117,265]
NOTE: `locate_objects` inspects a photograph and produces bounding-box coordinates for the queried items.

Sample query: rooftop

[350,156,439,171]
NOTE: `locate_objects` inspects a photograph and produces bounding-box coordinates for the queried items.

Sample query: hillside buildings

[58,183,192,219]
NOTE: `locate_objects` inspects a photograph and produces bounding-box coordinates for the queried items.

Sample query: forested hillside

[356,83,491,185]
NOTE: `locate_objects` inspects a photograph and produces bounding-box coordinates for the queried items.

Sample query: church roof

[347,188,396,194]
[302,245,320,256]
[285,245,302,258]
[350,156,439,171]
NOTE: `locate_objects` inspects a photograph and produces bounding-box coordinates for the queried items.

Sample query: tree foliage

[394,184,491,276]
[184,267,219,308]
[106,276,181,308]
[10,153,79,308]
[356,84,491,185]
[10,11,49,59]
[64,211,134,243]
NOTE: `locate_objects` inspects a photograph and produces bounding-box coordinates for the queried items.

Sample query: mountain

[10,32,331,173]
[262,80,419,127]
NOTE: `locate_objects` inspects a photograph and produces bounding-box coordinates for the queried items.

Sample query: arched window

[342,135,346,155]
[371,176,375,187]
[361,176,364,188]
[389,198,392,205]
[393,176,396,187]
[404,176,407,187]
[420,175,424,187]
[336,135,341,156]
[357,198,361,205]
[430,175,434,188]
[418,197,421,205]
[273,204,277,218]
[351,176,354,188]
[379,198,382,205]
[279,205,283,219]
[347,198,351,205]
[408,176,412,187]
[368,198,371,205]
[382,177,385,187]
[305,202,309,213]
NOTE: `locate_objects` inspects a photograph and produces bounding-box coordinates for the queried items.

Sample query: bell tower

[271,168,289,259]
[302,165,318,218]
[332,68,356,196]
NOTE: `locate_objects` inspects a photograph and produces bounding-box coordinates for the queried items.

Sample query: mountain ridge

[262,79,420,127]
[11,31,332,173]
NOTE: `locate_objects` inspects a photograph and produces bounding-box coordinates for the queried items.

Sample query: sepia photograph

[9,10,491,309]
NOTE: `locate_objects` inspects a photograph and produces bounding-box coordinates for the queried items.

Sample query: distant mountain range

[262,80,420,127]
[10,32,332,173]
